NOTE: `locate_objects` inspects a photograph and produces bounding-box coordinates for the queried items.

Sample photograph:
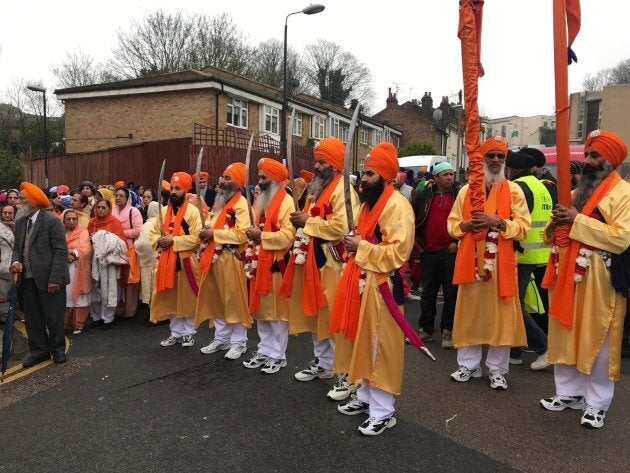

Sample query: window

[500,125,506,137]
[227,97,248,128]
[384,129,392,143]
[330,118,340,138]
[359,128,368,145]
[292,112,303,136]
[312,115,326,139]
[263,105,279,134]
[373,129,383,146]
[341,125,349,143]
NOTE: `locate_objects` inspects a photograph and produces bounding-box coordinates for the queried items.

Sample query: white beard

[15,204,33,221]
[484,162,506,188]
[253,182,281,218]
[212,187,237,213]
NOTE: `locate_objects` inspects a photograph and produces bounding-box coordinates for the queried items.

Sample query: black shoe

[102,321,114,330]
[90,319,105,328]
[53,353,67,364]
[22,354,50,368]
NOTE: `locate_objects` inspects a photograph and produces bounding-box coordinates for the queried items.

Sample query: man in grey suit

[10,182,70,367]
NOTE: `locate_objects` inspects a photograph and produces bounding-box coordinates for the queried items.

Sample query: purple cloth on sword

[377,282,436,361]
[182,257,199,296]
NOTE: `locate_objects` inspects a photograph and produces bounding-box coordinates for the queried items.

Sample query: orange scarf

[280,175,341,315]
[66,225,93,304]
[156,200,189,292]
[452,180,517,302]
[198,192,242,275]
[88,213,126,243]
[249,188,287,313]
[329,184,394,340]
[542,171,621,328]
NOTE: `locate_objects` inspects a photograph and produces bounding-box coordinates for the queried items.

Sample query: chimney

[386,88,398,108]
[421,92,434,119]
[349,98,359,110]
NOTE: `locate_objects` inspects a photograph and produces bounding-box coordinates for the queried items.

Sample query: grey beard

[307,175,329,201]
[572,161,614,211]
[253,182,281,217]
[484,162,506,188]
[15,204,33,221]
[212,187,236,213]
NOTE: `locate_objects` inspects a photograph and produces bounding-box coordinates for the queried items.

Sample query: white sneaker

[260,358,287,375]
[358,416,397,436]
[294,364,334,381]
[581,405,606,429]
[488,369,508,390]
[160,335,180,347]
[530,352,551,371]
[337,395,369,416]
[200,339,230,354]
[450,365,482,382]
[181,335,195,347]
[327,374,358,401]
[224,344,247,360]
[540,395,585,411]
[509,357,523,365]
[243,351,269,369]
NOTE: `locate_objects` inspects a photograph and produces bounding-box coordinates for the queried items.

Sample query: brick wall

[373,105,439,150]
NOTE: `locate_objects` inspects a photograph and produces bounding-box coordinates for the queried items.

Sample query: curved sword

[343,105,361,233]
[195,146,205,224]
[244,133,255,226]
[286,107,298,210]
[157,159,166,235]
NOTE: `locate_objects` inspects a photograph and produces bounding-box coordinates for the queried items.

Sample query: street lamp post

[281,4,325,160]
[27,84,48,188]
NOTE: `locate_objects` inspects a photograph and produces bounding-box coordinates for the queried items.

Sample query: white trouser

[312,333,335,370]
[554,334,615,411]
[90,301,115,323]
[457,345,511,373]
[169,316,196,338]
[356,381,395,420]
[214,317,248,347]
[257,320,289,360]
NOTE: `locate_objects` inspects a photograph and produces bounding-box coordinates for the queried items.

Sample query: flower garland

[244,217,264,279]
[212,208,236,263]
[358,269,367,294]
[475,231,499,282]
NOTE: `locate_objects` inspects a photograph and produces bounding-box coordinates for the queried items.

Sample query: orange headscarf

[192,172,209,182]
[87,201,127,243]
[224,162,246,188]
[480,135,508,157]
[364,143,399,181]
[114,180,125,189]
[300,170,314,183]
[161,180,171,191]
[314,137,345,171]
[170,172,192,192]
[258,158,289,182]
[62,209,93,304]
[585,130,628,168]
[20,182,50,208]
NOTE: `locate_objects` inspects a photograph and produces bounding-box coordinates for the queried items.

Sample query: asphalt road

[1,299,629,473]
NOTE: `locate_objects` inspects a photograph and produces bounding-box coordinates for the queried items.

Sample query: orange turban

[114,180,125,189]
[20,182,50,208]
[170,172,192,192]
[224,162,246,188]
[364,142,399,181]
[480,135,508,157]
[161,180,170,191]
[300,170,314,183]
[258,157,288,182]
[192,172,209,182]
[585,129,628,168]
[314,137,345,171]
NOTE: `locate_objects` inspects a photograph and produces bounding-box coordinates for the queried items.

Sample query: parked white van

[398,155,448,176]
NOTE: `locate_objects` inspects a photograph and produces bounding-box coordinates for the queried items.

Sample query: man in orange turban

[195,162,252,360]
[114,180,125,190]
[192,172,209,199]
[240,157,295,373]
[540,130,630,429]
[10,182,70,367]
[282,135,360,403]
[150,172,202,349]
[300,170,314,183]
[448,135,530,391]
[329,143,414,436]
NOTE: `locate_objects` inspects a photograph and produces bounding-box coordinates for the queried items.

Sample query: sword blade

[244,133,255,225]
[195,146,205,224]
[157,158,166,234]
[286,107,298,210]
[343,105,361,232]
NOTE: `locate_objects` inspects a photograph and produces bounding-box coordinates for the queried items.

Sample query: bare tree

[110,9,196,78]
[249,39,305,94]
[609,58,630,85]
[302,40,375,109]
[582,58,630,91]
[190,13,253,75]
[52,51,116,88]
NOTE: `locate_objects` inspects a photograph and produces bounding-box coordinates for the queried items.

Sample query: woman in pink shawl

[112,187,143,318]
[62,209,93,334]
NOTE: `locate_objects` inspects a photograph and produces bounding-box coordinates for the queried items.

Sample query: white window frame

[341,125,349,143]
[359,127,368,145]
[373,129,383,146]
[312,115,326,140]
[263,105,279,135]
[227,97,248,129]
[292,112,303,136]
[330,117,340,138]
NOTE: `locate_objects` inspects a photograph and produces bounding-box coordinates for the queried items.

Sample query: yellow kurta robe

[149,204,201,322]
[195,195,252,328]
[254,193,295,322]
[286,178,360,339]
[341,192,415,396]
[546,180,630,380]
[448,181,530,348]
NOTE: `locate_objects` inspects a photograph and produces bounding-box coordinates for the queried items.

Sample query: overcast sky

[1,0,628,118]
